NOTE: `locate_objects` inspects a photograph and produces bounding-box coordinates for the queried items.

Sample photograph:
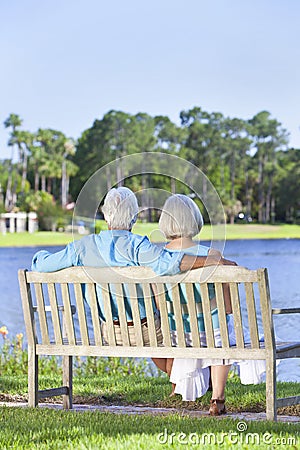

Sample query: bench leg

[265,354,277,421]
[28,346,38,407]
[63,355,73,409]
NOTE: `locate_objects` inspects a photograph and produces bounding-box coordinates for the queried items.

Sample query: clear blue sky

[1,0,300,159]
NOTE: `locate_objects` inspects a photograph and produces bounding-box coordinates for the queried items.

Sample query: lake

[0,239,299,382]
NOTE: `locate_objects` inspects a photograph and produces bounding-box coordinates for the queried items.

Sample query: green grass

[1,370,299,415]
[0,370,299,448]
[0,407,299,449]
[0,223,300,247]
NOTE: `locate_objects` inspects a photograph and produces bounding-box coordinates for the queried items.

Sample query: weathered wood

[156,284,171,347]
[101,283,116,346]
[34,283,50,345]
[63,355,73,409]
[26,265,259,285]
[200,284,215,348]
[47,283,63,345]
[18,266,300,421]
[215,283,229,348]
[87,284,102,346]
[18,269,36,347]
[142,283,158,347]
[34,343,268,359]
[61,284,76,345]
[244,282,260,349]
[74,284,89,346]
[171,283,186,348]
[229,283,244,348]
[115,283,130,346]
[185,284,201,348]
[127,284,144,346]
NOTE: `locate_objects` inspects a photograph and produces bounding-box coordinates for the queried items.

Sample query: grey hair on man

[102,187,138,230]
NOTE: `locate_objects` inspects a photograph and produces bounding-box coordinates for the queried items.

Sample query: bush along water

[0,326,156,378]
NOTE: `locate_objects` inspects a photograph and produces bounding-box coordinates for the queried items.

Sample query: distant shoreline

[0,223,300,247]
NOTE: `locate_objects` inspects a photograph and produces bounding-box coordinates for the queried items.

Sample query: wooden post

[28,346,38,407]
[63,356,73,409]
[265,351,277,421]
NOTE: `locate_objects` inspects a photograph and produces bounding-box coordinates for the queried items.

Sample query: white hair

[159,194,204,239]
[102,187,138,230]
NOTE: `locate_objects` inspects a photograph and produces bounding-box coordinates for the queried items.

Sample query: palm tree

[3,113,23,210]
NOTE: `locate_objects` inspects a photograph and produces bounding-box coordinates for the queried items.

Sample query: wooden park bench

[18,265,300,421]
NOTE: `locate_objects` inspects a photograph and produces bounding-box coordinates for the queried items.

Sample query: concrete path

[1,401,299,423]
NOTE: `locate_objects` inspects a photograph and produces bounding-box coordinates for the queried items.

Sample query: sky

[1,0,300,159]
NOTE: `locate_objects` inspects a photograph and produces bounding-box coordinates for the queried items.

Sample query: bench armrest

[272,307,300,315]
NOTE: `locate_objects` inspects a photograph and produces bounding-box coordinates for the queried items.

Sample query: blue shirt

[31,230,184,321]
[164,243,222,333]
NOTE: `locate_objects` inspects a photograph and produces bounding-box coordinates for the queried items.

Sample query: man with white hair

[32,187,235,346]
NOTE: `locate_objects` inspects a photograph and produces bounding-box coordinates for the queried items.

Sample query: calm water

[0,239,299,382]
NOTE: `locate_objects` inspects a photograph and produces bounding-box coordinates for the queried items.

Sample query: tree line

[1,108,299,227]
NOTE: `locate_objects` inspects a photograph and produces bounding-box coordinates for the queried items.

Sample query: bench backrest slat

[47,283,63,345]
[61,284,76,345]
[230,282,245,348]
[142,284,158,347]
[244,282,260,349]
[127,284,144,346]
[200,284,215,348]
[74,283,89,346]
[171,283,186,348]
[87,284,103,346]
[34,283,50,345]
[215,283,230,348]
[115,283,130,346]
[185,284,201,347]
[101,283,116,346]
[157,284,172,347]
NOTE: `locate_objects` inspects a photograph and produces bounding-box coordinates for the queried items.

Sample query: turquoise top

[165,243,225,333]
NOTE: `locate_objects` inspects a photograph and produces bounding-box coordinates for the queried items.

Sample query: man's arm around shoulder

[179,250,237,272]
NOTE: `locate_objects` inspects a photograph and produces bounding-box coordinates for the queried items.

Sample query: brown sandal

[209,398,226,416]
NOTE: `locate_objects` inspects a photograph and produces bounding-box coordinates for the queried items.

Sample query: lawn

[0,223,300,247]
[0,406,298,449]
[1,370,299,449]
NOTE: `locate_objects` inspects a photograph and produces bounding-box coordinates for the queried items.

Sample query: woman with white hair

[159,194,234,416]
